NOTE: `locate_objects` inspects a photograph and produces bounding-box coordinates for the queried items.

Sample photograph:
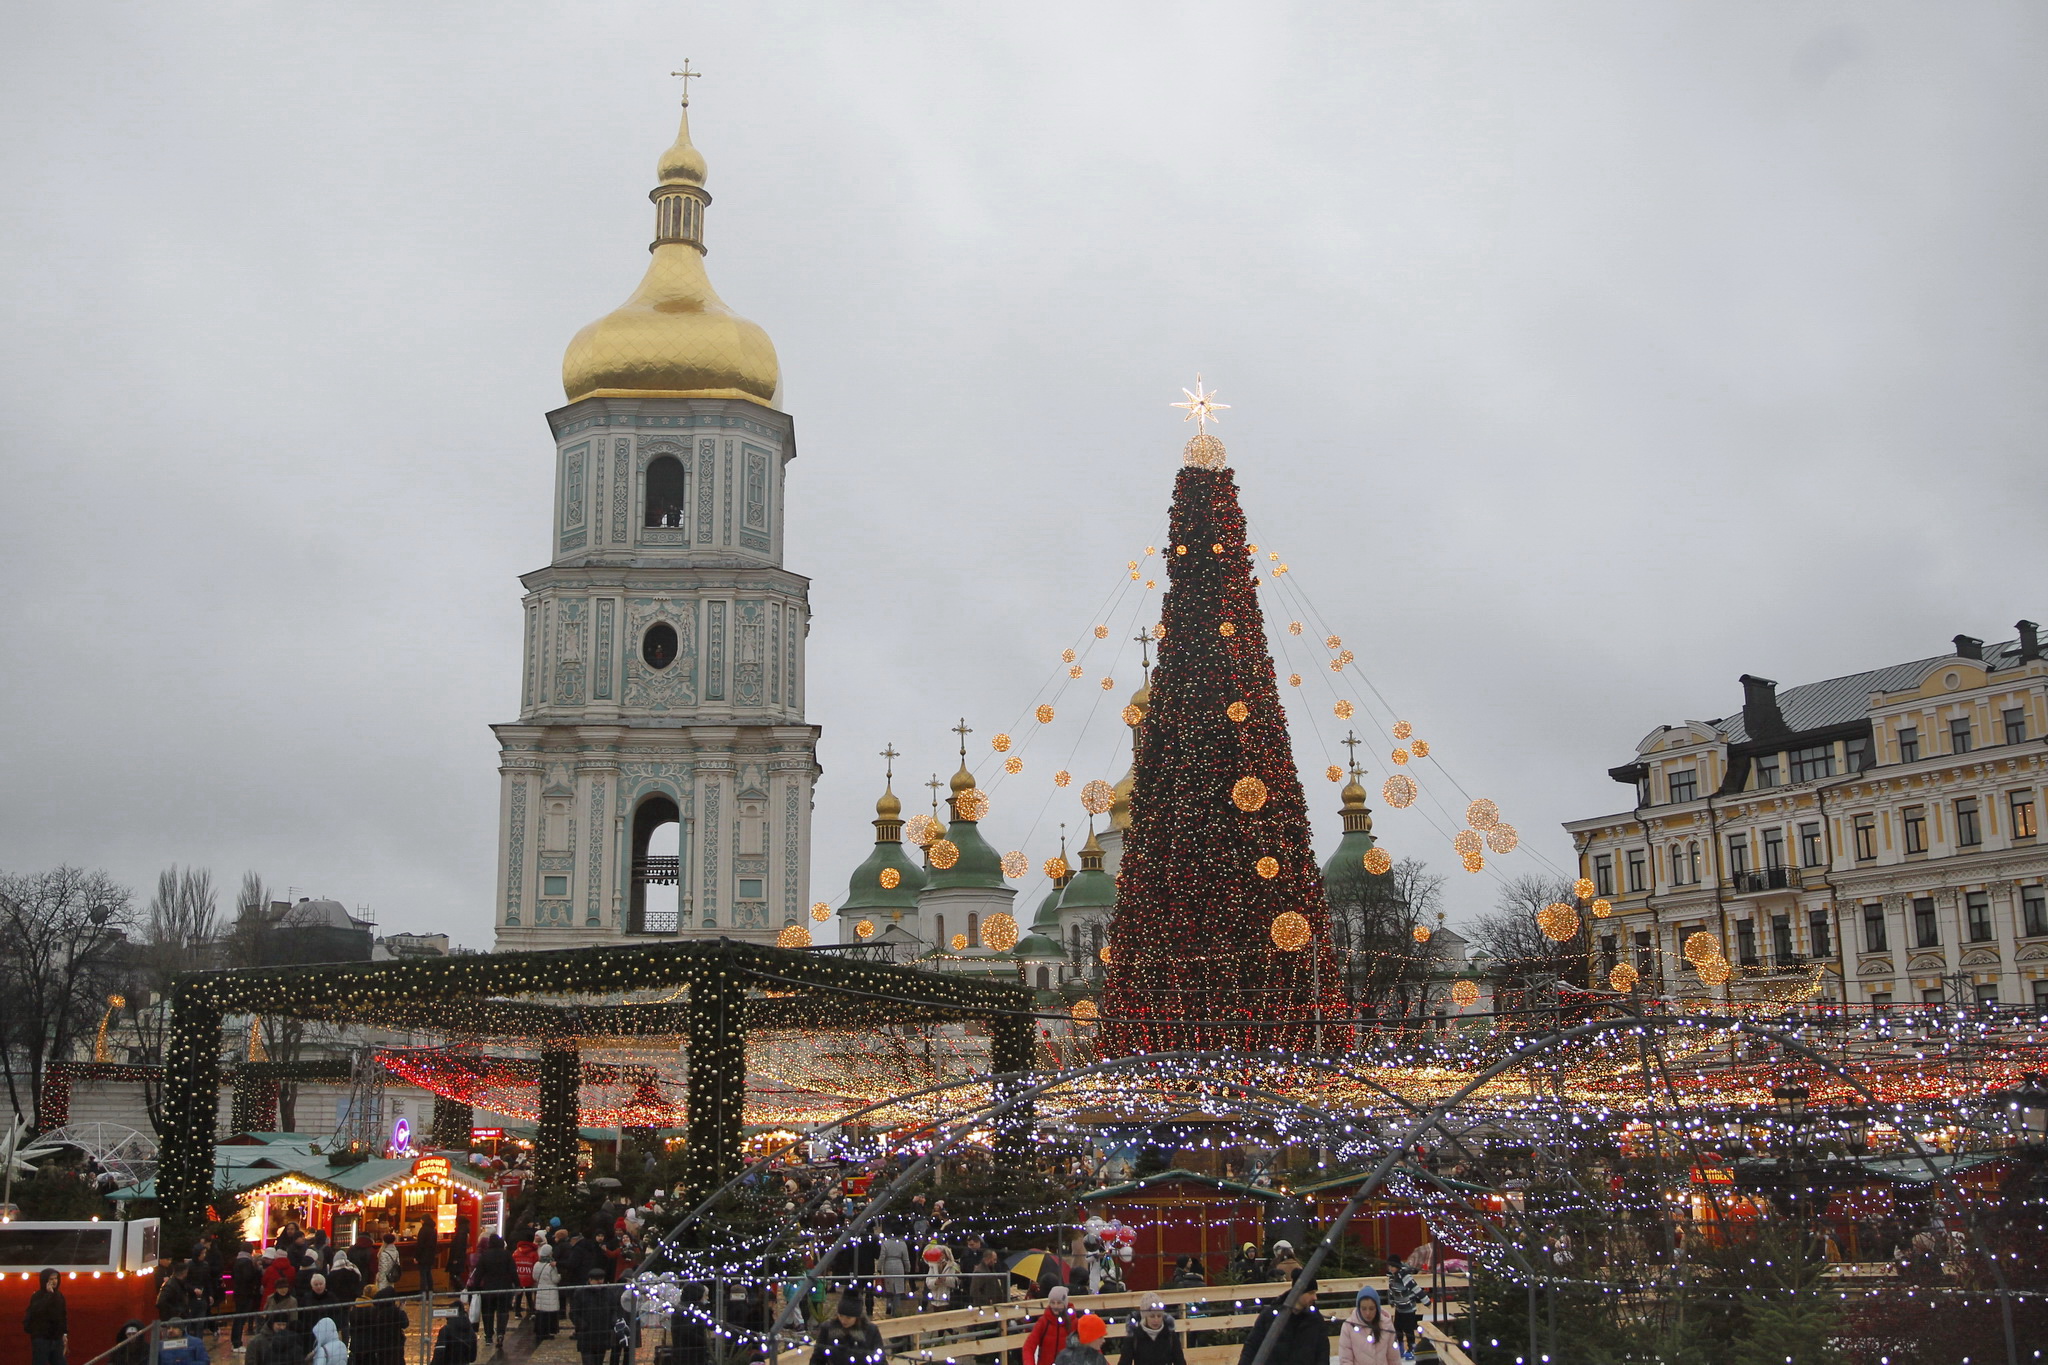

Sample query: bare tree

[1327,855,1446,1019]
[124,867,220,1132]
[219,871,310,1129]
[0,867,134,1129]
[1467,873,1589,1002]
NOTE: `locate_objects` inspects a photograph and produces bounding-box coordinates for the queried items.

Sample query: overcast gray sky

[3,2,2044,947]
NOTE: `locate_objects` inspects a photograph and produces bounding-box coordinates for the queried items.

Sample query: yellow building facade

[1564,624,2048,1010]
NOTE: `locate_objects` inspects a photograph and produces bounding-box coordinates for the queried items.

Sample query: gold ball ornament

[1699,956,1733,986]
[981,911,1020,951]
[1121,704,1143,725]
[904,813,939,848]
[1255,856,1280,879]
[954,788,990,821]
[777,924,812,949]
[1081,779,1116,815]
[991,733,1012,753]
[1462,851,1486,872]
[1336,649,1356,666]
[1275,564,1289,574]
[1183,433,1226,469]
[1036,704,1056,723]
[929,839,961,870]
[1098,943,1113,964]
[1211,542,1224,553]
[1231,775,1269,812]
[1072,998,1101,1021]
[1363,847,1393,875]
[1175,544,1187,555]
[1452,979,1481,1007]
[1682,931,1720,964]
[1062,649,1076,664]
[1485,824,1519,855]
[1054,770,1072,787]
[1004,756,1024,774]
[855,919,877,940]
[1226,701,1250,722]
[1094,625,1109,639]
[1001,851,1027,879]
[1391,748,1410,765]
[1537,902,1579,941]
[1152,623,1166,639]
[1288,673,1303,687]
[1069,665,1084,679]
[1334,700,1355,719]
[1289,622,1304,636]
[810,901,831,922]
[1412,924,1432,944]
[1572,877,1597,900]
[1382,774,1418,808]
[1452,830,1482,856]
[1410,738,1430,757]
[1145,579,1156,589]
[1329,659,1345,672]
[1100,676,1116,690]
[1608,962,1639,992]
[1219,621,1236,637]
[1269,911,1311,951]
[879,868,902,890]
[1326,765,1343,782]
[1591,898,1612,918]
[1465,798,1499,829]
[1044,855,1070,880]
[950,933,968,951]
[1325,634,1342,649]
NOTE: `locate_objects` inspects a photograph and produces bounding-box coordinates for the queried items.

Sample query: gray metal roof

[1716,637,2028,744]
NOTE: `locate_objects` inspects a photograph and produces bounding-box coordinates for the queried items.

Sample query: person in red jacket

[511,1235,539,1318]
[261,1250,296,1302]
[1025,1285,1080,1365]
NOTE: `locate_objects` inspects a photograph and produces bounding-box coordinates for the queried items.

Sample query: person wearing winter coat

[327,1256,364,1307]
[230,1247,264,1348]
[445,1216,471,1289]
[809,1294,886,1365]
[512,1235,539,1313]
[1120,1296,1185,1365]
[1383,1260,1424,1360]
[1054,1313,1110,1365]
[430,1311,478,1365]
[24,1268,68,1365]
[666,1284,711,1365]
[531,1244,563,1340]
[969,1248,1007,1309]
[876,1231,911,1310]
[416,1219,440,1294]
[375,1235,403,1292]
[300,1274,347,1342]
[309,1316,348,1365]
[471,1234,521,1346]
[1335,1287,1399,1365]
[569,1269,626,1365]
[1167,1257,1206,1291]
[1024,1286,1080,1365]
[1266,1242,1303,1284]
[244,1314,302,1365]
[347,1288,411,1365]
[1235,1279,1328,1365]
[924,1245,960,1310]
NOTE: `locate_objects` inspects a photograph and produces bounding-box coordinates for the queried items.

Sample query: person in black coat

[416,1219,440,1293]
[347,1289,411,1365]
[446,1216,472,1288]
[1122,1297,1186,1365]
[231,1246,265,1348]
[327,1255,363,1308]
[471,1234,521,1346]
[430,1312,478,1365]
[666,1284,712,1365]
[570,1269,626,1365]
[1236,1279,1327,1365]
[809,1294,886,1365]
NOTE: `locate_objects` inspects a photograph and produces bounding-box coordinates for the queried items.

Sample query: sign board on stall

[414,1155,451,1179]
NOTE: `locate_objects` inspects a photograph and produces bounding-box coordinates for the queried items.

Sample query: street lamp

[2007,1074,2048,1153]
[1772,1084,1811,1122]
[1840,1107,1870,1158]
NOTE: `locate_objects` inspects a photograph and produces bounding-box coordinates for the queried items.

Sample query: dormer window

[1754,756,1780,788]
[1668,768,1698,804]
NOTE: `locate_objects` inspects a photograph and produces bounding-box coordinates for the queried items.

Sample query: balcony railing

[1728,867,1801,894]
[633,856,681,886]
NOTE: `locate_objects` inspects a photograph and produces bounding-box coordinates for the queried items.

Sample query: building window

[1772,913,1794,964]
[935,915,945,949]
[1853,815,1877,862]
[1950,716,1973,754]
[738,878,764,900]
[1903,807,1927,855]
[1898,727,1920,763]
[1668,768,1698,803]
[1846,737,1872,772]
[542,875,568,897]
[642,622,679,670]
[1955,798,1982,848]
[1599,934,1618,972]
[1965,890,1992,942]
[1762,827,1786,870]
[1790,745,1834,783]
[1861,902,1887,953]
[2036,980,2048,1010]
[1634,930,1653,974]
[1688,841,1702,883]
[2011,791,2037,840]
[1976,984,2000,1008]
[1922,987,1945,1007]
[968,912,979,945]
[2006,707,2028,745]
[1635,774,1651,806]
[1727,834,1749,874]
[1913,896,1938,948]
[1626,850,1646,893]
[1809,909,1831,959]
[1594,855,1614,897]
[1668,844,1685,885]
[1754,756,1780,789]
[2025,885,2048,938]
[1798,822,1823,867]
[644,455,687,528]
[1736,918,1758,965]
[1869,992,1891,1011]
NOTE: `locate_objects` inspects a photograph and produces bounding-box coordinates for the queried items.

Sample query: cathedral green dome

[1058,828,1116,911]
[843,841,925,912]
[925,815,1006,890]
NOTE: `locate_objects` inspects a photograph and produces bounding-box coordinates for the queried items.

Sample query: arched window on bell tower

[630,795,682,933]
[645,456,687,529]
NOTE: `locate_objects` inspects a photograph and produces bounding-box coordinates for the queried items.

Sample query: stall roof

[109,1152,495,1203]
[1081,1169,1287,1202]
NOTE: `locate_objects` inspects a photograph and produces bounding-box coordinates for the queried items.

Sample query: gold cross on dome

[1171,375,1229,435]
[670,61,701,106]
[926,774,944,814]
[1132,630,1154,671]
[880,743,900,783]
[1341,729,1363,772]
[952,717,973,756]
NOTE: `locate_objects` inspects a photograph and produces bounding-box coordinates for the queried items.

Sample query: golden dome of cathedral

[561,102,780,406]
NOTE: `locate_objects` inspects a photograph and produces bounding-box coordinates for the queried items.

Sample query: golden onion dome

[1341,776,1369,810]
[876,784,903,820]
[950,762,977,796]
[562,104,780,406]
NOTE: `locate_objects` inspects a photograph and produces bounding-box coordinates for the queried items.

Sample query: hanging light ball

[1453,830,1482,856]
[1572,877,1597,900]
[1410,739,1430,757]
[1289,621,1304,635]
[1683,931,1721,964]
[1001,851,1028,879]
[1183,434,1226,468]
[1465,799,1500,830]
[1391,748,1410,765]
[1153,623,1166,639]
[1043,855,1070,880]
[810,901,831,923]
[1699,957,1733,986]
[1591,898,1613,918]
[1392,721,1413,740]
[1412,924,1432,944]
[1226,701,1250,722]
[777,924,812,949]
[1098,944,1113,964]
[981,911,1020,951]
[1336,649,1355,666]
[1329,659,1345,672]
[1176,545,1188,555]
[1121,704,1143,726]
[1054,770,1072,787]
[1094,625,1109,639]
[1269,911,1311,951]
[950,933,968,951]
[929,839,961,870]
[1288,674,1303,688]
[1255,856,1280,879]
[855,919,877,940]
[955,788,990,821]
[1231,776,1269,812]
[1452,979,1481,1007]
[1099,676,1116,690]
[1334,700,1356,719]
[1062,649,1076,664]
[879,868,902,890]
[1382,775,1418,808]
[991,733,1013,753]
[904,813,939,848]
[1219,622,1236,637]
[1608,962,1639,992]
[1004,755,1024,774]
[1536,903,1579,941]
[1462,851,1486,873]
[1211,542,1225,554]
[1485,824,1519,855]
[1081,780,1116,815]
[1069,665,1084,679]
[1363,847,1393,875]
[1072,998,1101,1021]
[1036,704,1056,723]
[1326,765,1343,782]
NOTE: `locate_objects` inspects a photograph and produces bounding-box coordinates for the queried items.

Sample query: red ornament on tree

[1100,453,1349,1055]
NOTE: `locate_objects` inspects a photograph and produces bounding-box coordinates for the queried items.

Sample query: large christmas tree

[1100,406,1349,1056]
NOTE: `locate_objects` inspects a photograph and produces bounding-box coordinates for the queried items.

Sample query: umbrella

[589,1176,622,1189]
[1005,1250,1060,1285]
